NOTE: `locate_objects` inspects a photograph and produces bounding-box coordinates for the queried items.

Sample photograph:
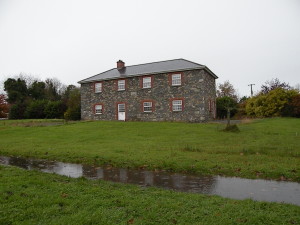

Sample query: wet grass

[0,165,299,225]
[0,118,299,181]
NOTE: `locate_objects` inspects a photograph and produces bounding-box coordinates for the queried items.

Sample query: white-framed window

[172,100,183,111]
[143,77,151,88]
[143,101,153,112]
[118,80,125,91]
[95,104,103,114]
[171,74,181,86]
[95,82,102,93]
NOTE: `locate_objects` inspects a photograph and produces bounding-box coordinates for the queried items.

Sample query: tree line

[216,78,300,119]
[0,75,80,120]
[1,75,299,120]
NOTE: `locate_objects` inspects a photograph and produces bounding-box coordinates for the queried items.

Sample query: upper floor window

[171,74,182,86]
[143,101,153,112]
[95,104,103,114]
[143,77,152,88]
[118,80,125,91]
[172,99,183,111]
[95,82,102,93]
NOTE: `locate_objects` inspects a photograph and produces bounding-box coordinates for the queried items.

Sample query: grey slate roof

[78,58,218,84]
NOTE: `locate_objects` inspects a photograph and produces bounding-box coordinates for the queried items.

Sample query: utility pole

[248,84,255,97]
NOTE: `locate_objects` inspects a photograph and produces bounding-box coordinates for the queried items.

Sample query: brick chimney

[117,60,125,69]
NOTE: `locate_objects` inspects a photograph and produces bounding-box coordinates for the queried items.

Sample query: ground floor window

[172,99,183,111]
[143,101,153,112]
[95,104,103,114]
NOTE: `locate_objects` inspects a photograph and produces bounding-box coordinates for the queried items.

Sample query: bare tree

[13,73,39,88]
[216,80,238,101]
[260,78,290,95]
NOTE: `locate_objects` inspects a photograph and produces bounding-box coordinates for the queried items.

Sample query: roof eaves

[78,68,116,84]
[203,66,218,79]
[78,66,206,84]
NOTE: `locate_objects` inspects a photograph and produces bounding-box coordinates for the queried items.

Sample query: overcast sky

[0,0,299,97]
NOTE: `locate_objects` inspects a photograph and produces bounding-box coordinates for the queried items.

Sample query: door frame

[116,102,126,121]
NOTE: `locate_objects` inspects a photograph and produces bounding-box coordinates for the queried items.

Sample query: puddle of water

[0,156,299,206]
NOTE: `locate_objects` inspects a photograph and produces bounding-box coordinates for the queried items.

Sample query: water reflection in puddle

[0,156,299,206]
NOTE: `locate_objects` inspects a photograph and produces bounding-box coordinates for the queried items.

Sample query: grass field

[1,165,299,225]
[0,118,299,181]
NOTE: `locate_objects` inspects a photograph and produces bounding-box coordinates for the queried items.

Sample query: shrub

[216,96,237,119]
[64,105,81,121]
[45,101,66,119]
[25,100,48,119]
[245,88,298,117]
[64,87,81,121]
[233,97,248,119]
[290,94,300,117]
[9,102,27,119]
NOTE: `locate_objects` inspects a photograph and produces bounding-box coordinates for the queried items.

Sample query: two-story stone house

[78,59,218,122]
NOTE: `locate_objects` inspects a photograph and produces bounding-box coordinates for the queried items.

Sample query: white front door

[118,103,126,121]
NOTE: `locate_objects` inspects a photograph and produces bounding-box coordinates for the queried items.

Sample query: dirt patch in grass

[223,124,240,132]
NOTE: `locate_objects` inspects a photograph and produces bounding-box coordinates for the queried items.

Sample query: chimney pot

[117,60,125,69]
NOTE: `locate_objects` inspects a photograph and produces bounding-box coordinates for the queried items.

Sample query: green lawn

[0,118,299,181]
[0,165,299,225]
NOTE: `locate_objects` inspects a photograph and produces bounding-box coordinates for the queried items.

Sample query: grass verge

[0,118,299,181]
[0,165,299,225]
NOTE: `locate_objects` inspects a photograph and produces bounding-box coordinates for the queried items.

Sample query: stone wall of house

[80,69,216,122]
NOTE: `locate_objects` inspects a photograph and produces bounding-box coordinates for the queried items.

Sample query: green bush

[246,88,298,117]
[289,94,300,117]
[25,100,47,119]
[64,105,81,121]
[64,87,81,121]
[216,96,237,119]
[8,102,27,119]
[44,101,66,119]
